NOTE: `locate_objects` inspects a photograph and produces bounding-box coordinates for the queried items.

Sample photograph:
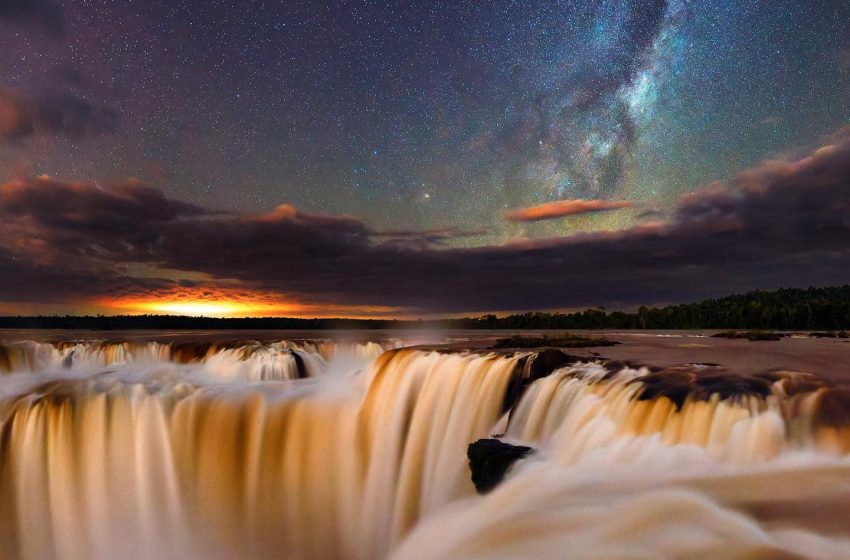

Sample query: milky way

[1,0,848,244]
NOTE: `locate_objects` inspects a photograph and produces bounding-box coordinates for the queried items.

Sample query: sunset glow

[122,300,289,317]
[97,288,408,318]
[102,289,303,317]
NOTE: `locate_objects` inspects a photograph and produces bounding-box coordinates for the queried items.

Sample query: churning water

[0,335,849,559]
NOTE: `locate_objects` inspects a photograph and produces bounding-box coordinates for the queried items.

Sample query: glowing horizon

[96,288,407,319]
[99,287,304,318]
[115,299,293,317]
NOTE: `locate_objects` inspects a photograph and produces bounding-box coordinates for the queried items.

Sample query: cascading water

[1,337,849,560]
[0,340,521,560]
[393,363,850,560]
[0,339,394,379]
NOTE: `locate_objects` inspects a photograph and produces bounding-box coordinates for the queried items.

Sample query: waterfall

[392,363,850,560]
[0,339,396,380]
[0,344,522,560]
[1,339,849,560]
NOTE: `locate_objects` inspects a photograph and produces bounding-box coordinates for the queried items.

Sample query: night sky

[1,0,849,317]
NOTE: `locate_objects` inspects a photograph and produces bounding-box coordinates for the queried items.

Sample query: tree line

[0,285,848,330]
[455,285,850,330]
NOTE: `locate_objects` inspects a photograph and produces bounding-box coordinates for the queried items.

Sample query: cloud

[0,130,849,314]
[373,227,488,249]
[504,199,634,222]
[0,88,120,140]
[0,245,174,305]
[0,176,209,264]
[0,0,64,36]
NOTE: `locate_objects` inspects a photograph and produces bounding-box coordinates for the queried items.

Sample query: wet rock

[604,360,657,377]
[635,366,773,410]
[62,350,75,369]
[810,331,850,339]
[521,349,581,381]
[813,388,850,429]
[0,345,10,372]
[754,370,827,396]
[502,350,579,413]
[467,438,533,494]
[711,331,785,341]
[169,341,217,363]
[490,334,619,349]
[288,349,308,378]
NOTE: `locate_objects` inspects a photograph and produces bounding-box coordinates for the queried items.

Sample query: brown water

[0,331,849,559]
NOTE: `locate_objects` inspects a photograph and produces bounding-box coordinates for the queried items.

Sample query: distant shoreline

[2,285,848,331]
[2,284,850,330]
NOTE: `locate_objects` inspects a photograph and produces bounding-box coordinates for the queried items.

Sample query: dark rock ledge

[467,438,534,494]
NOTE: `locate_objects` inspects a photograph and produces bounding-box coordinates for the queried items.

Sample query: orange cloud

[504,199,634,222]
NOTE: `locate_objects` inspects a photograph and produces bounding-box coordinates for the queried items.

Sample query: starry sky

[0,0,849,316]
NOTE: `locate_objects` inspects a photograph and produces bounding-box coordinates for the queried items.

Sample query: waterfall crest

[1,339,850,560]
[0,339,394,379]
[0,345,521,560]
[393,362,850,560]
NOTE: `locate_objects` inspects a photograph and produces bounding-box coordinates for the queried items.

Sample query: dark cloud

[0,132,848,314]
[0,245,174,304]
[504,199,634,222]
[0,0,64,36]
[373,227,488,249]
[0,88,120,140]
[0,176,209,262]
[635,208,665,221]
[0,176,207,225]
